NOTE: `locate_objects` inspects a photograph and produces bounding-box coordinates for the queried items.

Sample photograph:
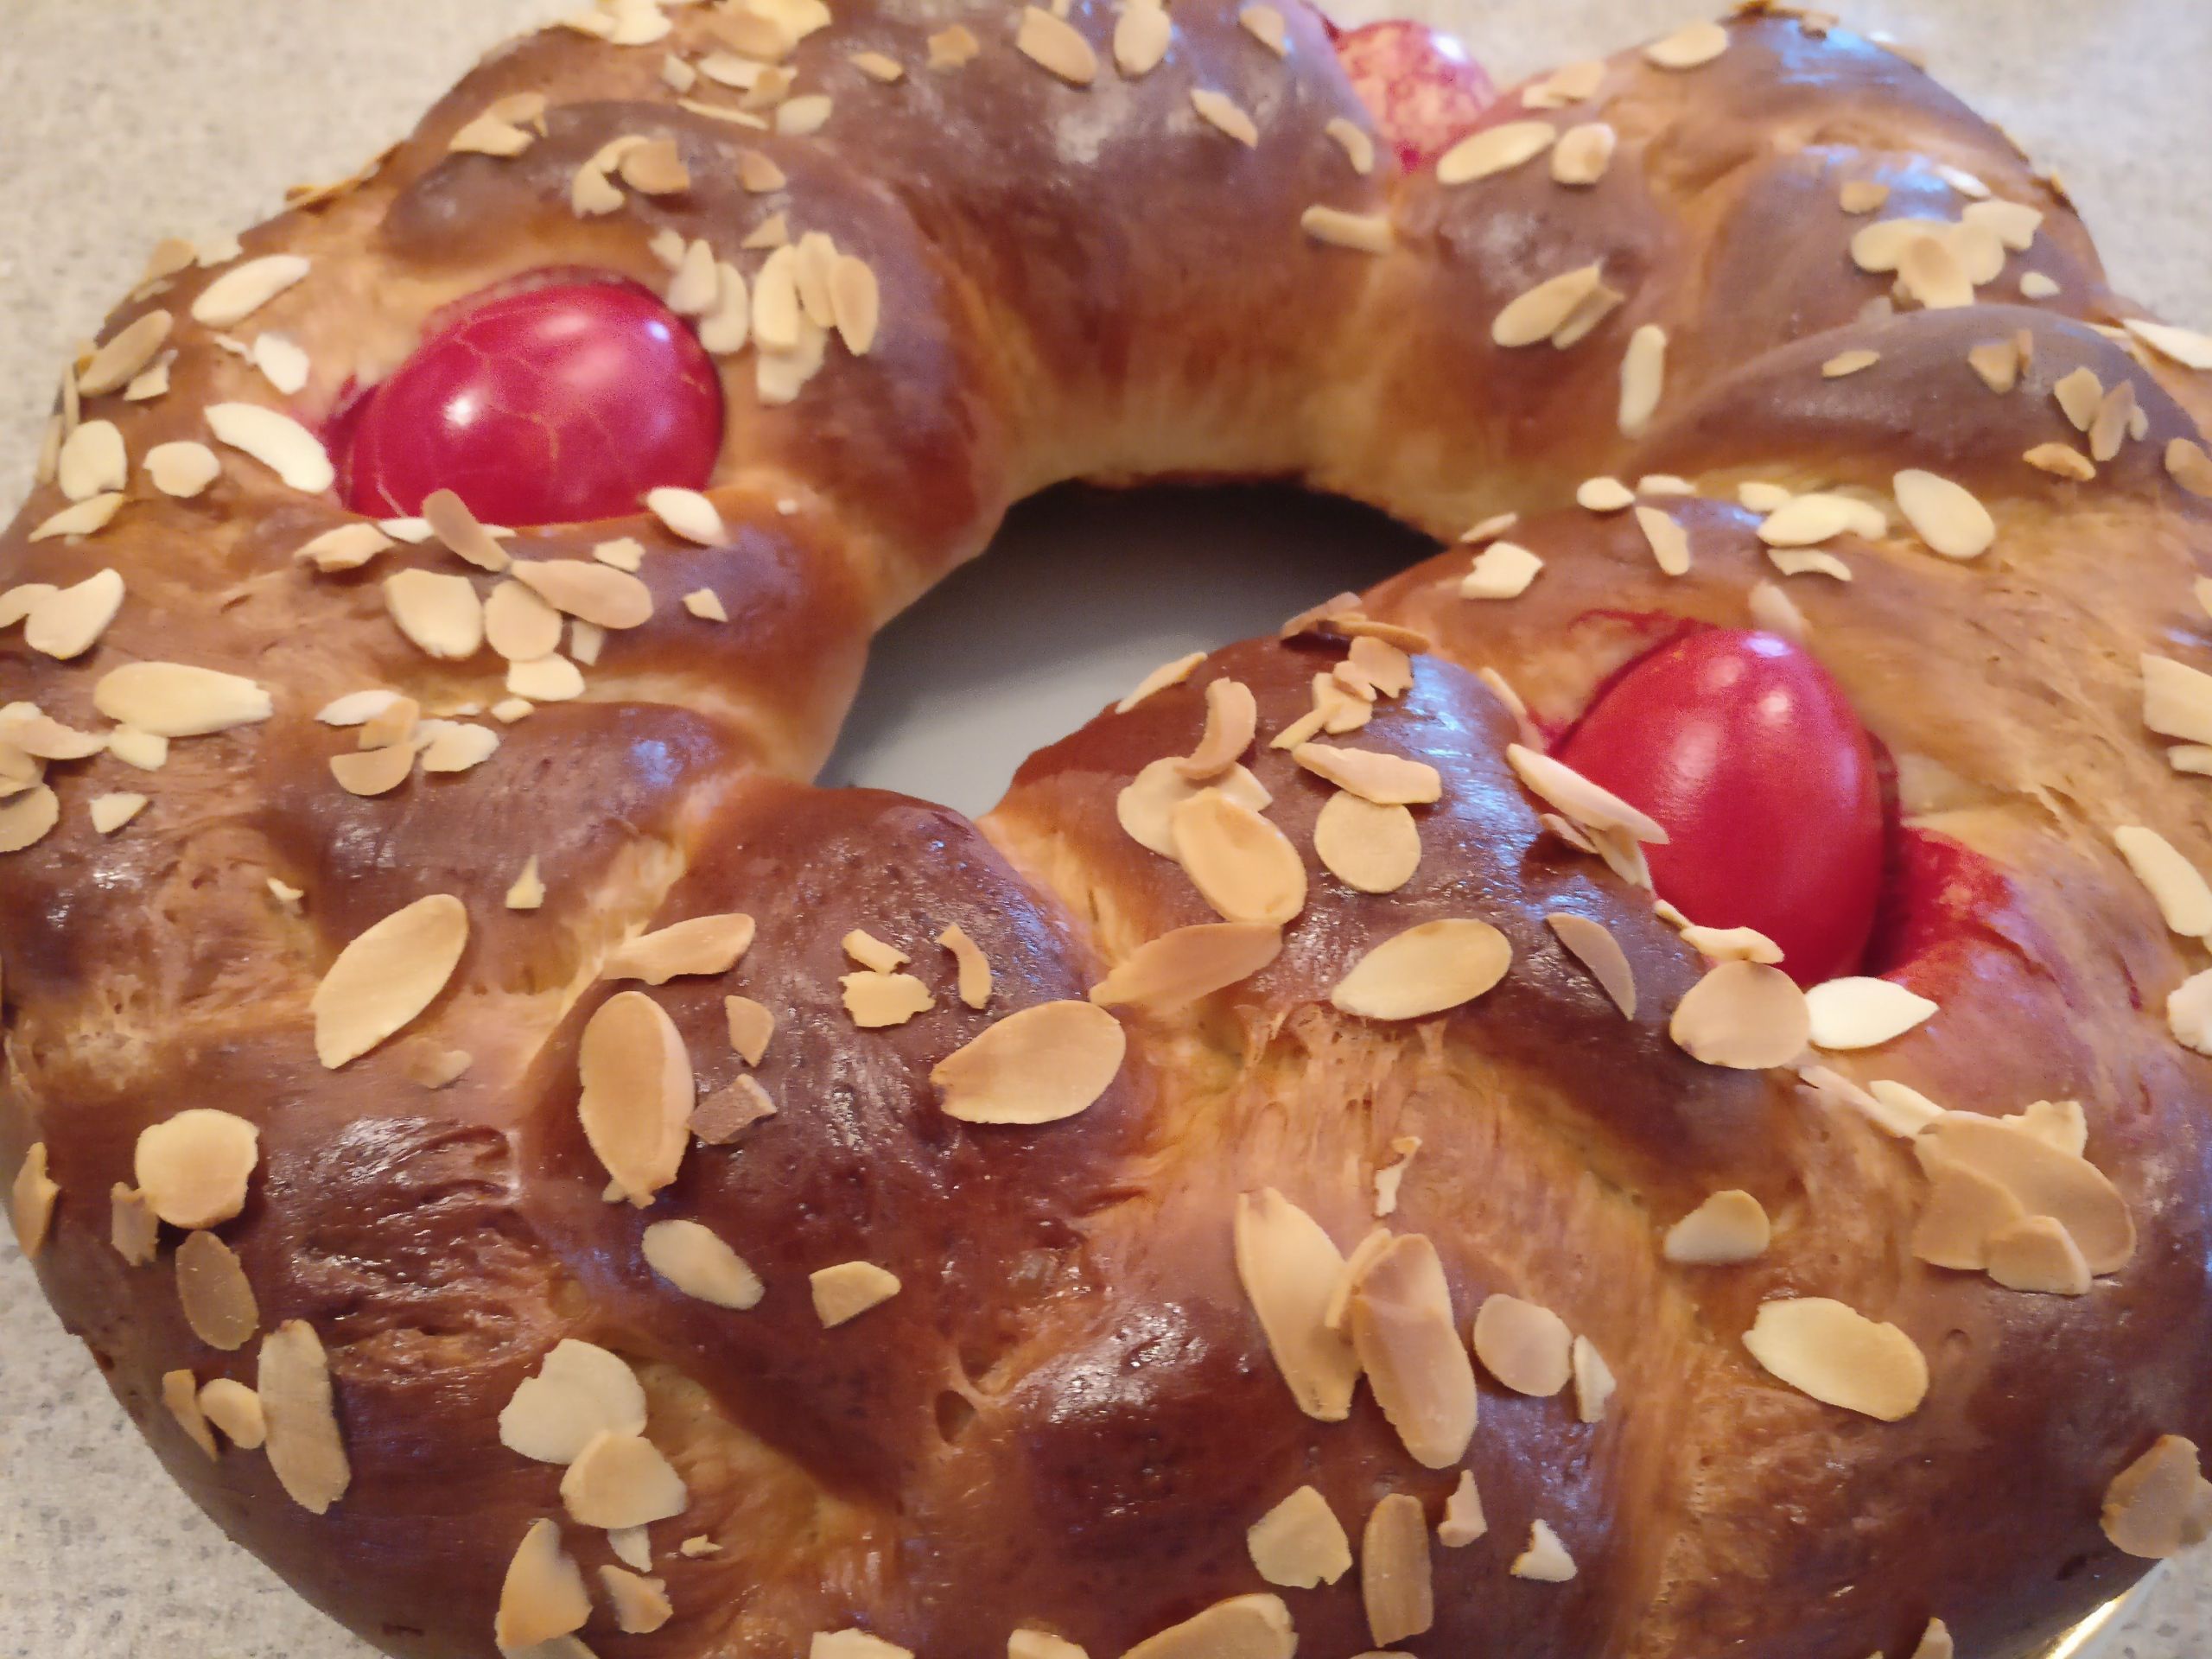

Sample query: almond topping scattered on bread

[561,1429,690,1529]
[1332,919,1511,1020]
[1247,1485,1351,1588]
[643,1218,766,1309]
[1315,793,1421,894]
[1362,1492,1434,1645]
[134,1109,258,1230]
[2101,1435,2212,1559]
[494,1519,591,1650]
[499,1339,647,1465]
[1546,912,1636,1016]
[938,924,994,1009]
[605,913,757,983]
[932,1000,1124,1122]
[1669,960,1811,1070]
[810,1260,902,1326]
[311,893,468,1068]
[1347,1233,1478,1467]
[1663,1189,1771,1263]
[577,990,693,1203]
[1016,6,1098,85]
[1742,1296,1929,1421]
[258,1319,351,1513]
[1171,786,1306,925]
[176,1230,260,1351]
[10,1143,59,1257]
[1090,920,1281,1012]
[1121,1595,1294,1659]
[1235,1188,1361,1420]
[1472,1294,1573,1396]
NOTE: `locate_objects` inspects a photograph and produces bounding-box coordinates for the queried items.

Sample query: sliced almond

[506,654,583,703]
[1178,679,1258,779]
[1347,1233,1478,1468]
[692,1073,777,1144]
[1669,961,1809,1069]
[1325,117,1374,176]
[312,893,468,1067]
[1911,1160,2025,1270]
[931,923,993,1010]
[1191,87,1259,148]
[2144,653,2212,745]
[578,991,692,1203]
[199,1377,266,1449]
[176,1229,260,1350]
[57,419,126,501]
[1967,337,2021,394]
[1618,323,1666,436]
[561,1429,690,1529]
[1892,468,1995,560]
[1985,1214,2091,1295]
[110,1183,158,1265]
[604,913,755,984]
[92,661,270,736]
[512,560,652,629]
[2125,319,2212,372]
[9,1143,57,1255]
[419,723,499,773]
[2055,365,2104,431]
[1332,919,1510,1020]
[1234,1188,1360,1421]
[191,255,309,327]
[845,928,907,972]
[1643,20,1728,67]
[1116,651,1205,713]
[21,569,124,663]
[1572,1336,1616,1422]
[645,486,726,545]
[205,403,332,493]
[1551,121,1616,185]
[1292,742,1440,805]
[1545,912,1635,1016]
[597,1566,672,1636]
[931,23,984,67]
[2102,1436,2212,1559]
[1248,1486,1351,1589]
[79,310,174,396]
[1663,1189,1770,1263]
[1803,976,1938,1049]
[383,569,484,660]
[162,1369,218,1458]
[842,970,935,1027]
[1916,1110,2133,1274]
[331,743,414,797]
[29,493,123,541]
[419,488,509,574]
[2024,442,2095,480]
[1742,1297,1928,1421]
[1436,121,1554,187]
[499,1339,646,1465]
[725,995,775,1065]
[642,1217,765,1309]
[1362,1492,1433,1646]
[1016,6,1098,84]
[932,1000,1124,1123]
[1437,1470,1486,1547]
[810,1260,901,1326]
[1634,504,1692,575]
[495,1519,590,1650]
[296,523,394,572]
[1505,744,1667,842]
[1089,921,1280,1012]
[134,1109,258,1230]
[1897,233,1973,309]
[1315,793,1421,894]
[1171,787,1306,925]
[1822,348,1880,378]
[258,1319,351,1513]
[1511,1519,1577,1580]
[2113,824,2212,936]
[0,785,60,853]
[506,857,546,912]
[1492,264,1604,349]
[1460,539,1543,600]
[830,256,880,356]
[2168,438,2212,499]
[1121,1596,1294,1659]
[1471,1294,1573,1395]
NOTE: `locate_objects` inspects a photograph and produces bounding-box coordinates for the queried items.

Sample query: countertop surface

[3,2,2209,1656]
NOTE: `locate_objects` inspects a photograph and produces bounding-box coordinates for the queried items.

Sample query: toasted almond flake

[1613,322,1668,436]
[1300,205,1393,254]
[1897,232,1973,309]
[1663,1188,1770,1263]
[1249,1486,1351,1588]
[1459,539,1543,601]
[506,653,583,703]
[1122,1596,1293,1659]
[92,661,270,741]
[1571,1334,1616,1422]
[938,924,993,1009]
[1331,918,1510,1020]
[828,255,881,356]
[1853,1077,1944,1139]
[1230,1,1286,53]
[1118,757,1270,854]
[646,486,725,545]
[328,743,412,796]
[2113,824,2212,936]
[1192,86,1259,147]
[605,913,755,984]
[1983,1213,2092,1295]
[511,559,652,629]
[1551,121,1615,186]
[561,1427,690,1529]
[929,22,982,67]
[1313,793,1421,894]
[1493,264,1604,348]
[1178,678,1258,779]
[1892,467,1996,560]
[1821,347,1880,378]
[842,970,934,1027]
[1967,336,2021,393]
[175,1228,260,1350]
[2003,1097,2088,1156]
[1743,1296,1927,1420]
[1506,743,1668,842]
[1756,493,1859,547]
[2055,365,2104,431]
[724,995,775,1065]
[1918,1109,2133,1272]
[2102,1436,2212,1559]
[22,567,124,662]
[2144,653,2212,743]
[1112,0,1172,75]
[1471,1294,1573,1395]
[493,696,534,722]
[1644,19,1727,67]
[496,1518,590,1649]
[1738,480,1793,512]
[2125,318,2212,372]
[1670,960,1809,1069]
[578,991,692,1203]
[10,1142,59,1256]
[484,581,564,664]
[29,492,124,541]
[810,1260,901,1326]
[1325,117,1375,175]
[0,785,60,854]
[79,310,174,395]
[108,1183,157,1265]
[0,583,55,627]
[415,488,508,574]
[312,893,467,1067]
[1172,786,1306,925]
[815,1634,912,1659]
[204,402,332,493]
[692,1071,777,1143]
[57,419,127,501]
[1436,1470,1486,1547]
[2090,379,2138,463]
[1235,1188,1360,1420]
[199,1377,266,1450]
[1117,652,1206,714]
[1292,742,1439,805]
[1347,1232,1476,1466]
[1089,920,1281,1012]
[1546,912,1635,1016]
[2018,270,2060,299]
[585,1565,671,1637]
[296,522,394,572]
[1512,1520,1577,1581]
[932,999,1124,1123]
[849,48,904,81]
[135,1109,258,1230]
[499,1339,645,1465]
[843,929,908,972]
[1460,511,1519,544]
[191,255,309,327]
[1802,976,1938,1049]
[775,92,833,135]
[1577,475,1634,512]
[505,856,546,912]
[679,1535,721,1557]
[163,1370,218,1458]
[141,439,221,501]
[1437,121,1555,186]
[1017,5,1098,83]
[1523,57,1605,107]
[1362,1493,1433,1646]
[0,707,101,760]
[1839,179,1889,214]
[251,332,310,396]
[378,569,482,660]
[1633,505,1692,575]
[2024,442,2095,480]
[258,1319,350,1512]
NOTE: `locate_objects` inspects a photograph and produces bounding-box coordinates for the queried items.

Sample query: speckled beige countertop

[2,3,2209,1656]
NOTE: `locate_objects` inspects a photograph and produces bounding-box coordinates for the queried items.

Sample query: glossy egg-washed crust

[3,3,2211,1656]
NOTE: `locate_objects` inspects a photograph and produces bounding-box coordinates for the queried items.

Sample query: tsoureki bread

[5,2,2212,1656]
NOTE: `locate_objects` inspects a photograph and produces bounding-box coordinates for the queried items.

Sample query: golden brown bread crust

[3,3,2211,1656]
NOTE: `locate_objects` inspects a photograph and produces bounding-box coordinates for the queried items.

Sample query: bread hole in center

[822,484,1428,817]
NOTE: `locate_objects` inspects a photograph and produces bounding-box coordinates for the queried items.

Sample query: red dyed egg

[1332,20,1497,174]
[340,278,723,526]
[1556,628,1885,986]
